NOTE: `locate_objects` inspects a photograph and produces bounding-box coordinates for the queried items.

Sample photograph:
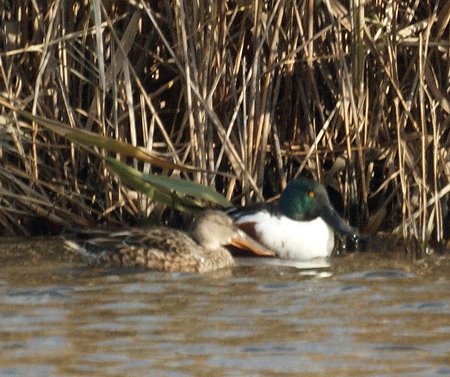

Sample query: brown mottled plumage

[64,210,274,273]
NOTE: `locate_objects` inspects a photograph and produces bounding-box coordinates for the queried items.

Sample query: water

[0,239,449,377]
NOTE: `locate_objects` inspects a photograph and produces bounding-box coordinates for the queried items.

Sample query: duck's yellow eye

[308,190,315,198]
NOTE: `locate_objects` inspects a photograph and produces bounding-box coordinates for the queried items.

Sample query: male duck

[65,210,275,273]
[227,178,359,260]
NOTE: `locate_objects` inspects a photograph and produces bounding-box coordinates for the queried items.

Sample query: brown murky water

[0,238,449,377]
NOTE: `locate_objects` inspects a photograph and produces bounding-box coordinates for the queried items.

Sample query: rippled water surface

[0,238,449,377]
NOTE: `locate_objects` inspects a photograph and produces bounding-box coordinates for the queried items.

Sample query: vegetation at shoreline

[0,1,449,253]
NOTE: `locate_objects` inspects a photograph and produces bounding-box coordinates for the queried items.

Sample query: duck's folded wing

[226,202,279,221]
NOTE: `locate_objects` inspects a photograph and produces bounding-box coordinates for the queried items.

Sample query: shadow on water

[0,238,449,377]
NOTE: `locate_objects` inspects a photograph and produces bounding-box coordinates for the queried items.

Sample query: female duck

[65,210,274,273]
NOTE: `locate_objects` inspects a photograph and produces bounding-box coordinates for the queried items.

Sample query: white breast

[235,212,334,259]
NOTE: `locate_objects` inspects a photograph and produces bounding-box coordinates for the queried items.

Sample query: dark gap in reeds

[0,1,449,254]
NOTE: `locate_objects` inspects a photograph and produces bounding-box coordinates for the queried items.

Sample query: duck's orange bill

[230,230,275,257]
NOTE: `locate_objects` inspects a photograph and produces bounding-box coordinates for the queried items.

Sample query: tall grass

[0,1,449,251]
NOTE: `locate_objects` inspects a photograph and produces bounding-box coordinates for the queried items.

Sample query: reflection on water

[0,239,449,377]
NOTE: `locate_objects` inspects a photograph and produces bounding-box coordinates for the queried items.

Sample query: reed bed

[0,1,449,253]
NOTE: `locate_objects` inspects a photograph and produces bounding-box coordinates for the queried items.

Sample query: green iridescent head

[279,178,358,239]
